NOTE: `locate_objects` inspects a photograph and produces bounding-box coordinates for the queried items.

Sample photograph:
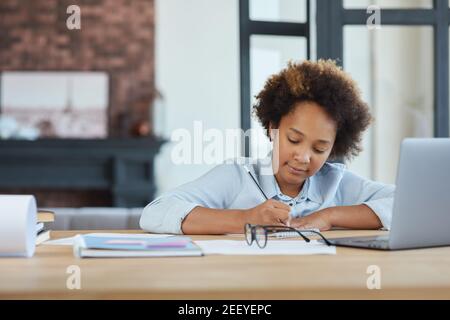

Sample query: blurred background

[0,0,448,228]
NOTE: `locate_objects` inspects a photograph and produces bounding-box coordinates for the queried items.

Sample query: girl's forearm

[181,206,248,234]
[327,204,383,229]
[181,204,383,234]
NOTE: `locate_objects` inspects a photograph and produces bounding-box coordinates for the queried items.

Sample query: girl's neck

[274,174,305,198]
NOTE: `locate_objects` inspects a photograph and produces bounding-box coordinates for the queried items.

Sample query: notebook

[268,228,321,238]
[73,234,204,258]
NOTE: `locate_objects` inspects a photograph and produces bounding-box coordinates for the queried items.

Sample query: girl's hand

[245,199,291,226]
[289,209,333,231]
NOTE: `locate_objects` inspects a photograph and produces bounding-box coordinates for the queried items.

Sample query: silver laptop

[328,138,450,250]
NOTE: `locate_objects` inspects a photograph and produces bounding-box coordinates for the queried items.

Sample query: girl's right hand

[244,199,291,226]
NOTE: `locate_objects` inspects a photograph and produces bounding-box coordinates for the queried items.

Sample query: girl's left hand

[289,209,333,231]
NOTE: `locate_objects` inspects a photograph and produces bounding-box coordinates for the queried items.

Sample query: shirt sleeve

[139,161,244,234]
[337,170,396,230]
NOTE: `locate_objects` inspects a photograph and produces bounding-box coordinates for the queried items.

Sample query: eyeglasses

[244,223,332,248]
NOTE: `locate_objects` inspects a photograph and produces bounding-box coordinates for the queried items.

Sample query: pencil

[243,165,268,200]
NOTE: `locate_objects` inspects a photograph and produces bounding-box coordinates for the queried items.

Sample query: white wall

[154,0,240,195]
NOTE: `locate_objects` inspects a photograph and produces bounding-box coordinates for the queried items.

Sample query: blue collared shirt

[140,156,395,234]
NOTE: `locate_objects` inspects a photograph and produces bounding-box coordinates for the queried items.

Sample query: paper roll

[0,195,37,257]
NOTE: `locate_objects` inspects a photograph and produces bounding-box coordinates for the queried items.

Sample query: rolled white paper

[0,195,37,257]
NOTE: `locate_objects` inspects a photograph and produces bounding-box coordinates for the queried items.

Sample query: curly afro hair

[253,59,372,161]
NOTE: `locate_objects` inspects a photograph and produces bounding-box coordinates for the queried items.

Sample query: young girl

[140,60,395,235]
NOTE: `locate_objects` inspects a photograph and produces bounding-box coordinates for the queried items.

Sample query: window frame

[239,0,311,156]
[315,0,449,138]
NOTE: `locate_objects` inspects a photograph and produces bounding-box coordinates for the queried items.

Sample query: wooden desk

[1,230,450,299]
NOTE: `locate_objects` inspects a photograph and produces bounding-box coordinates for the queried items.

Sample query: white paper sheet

[43,233,172,246]
[43,236,76,246]
[0,195,37,257]
[194,239,336,255]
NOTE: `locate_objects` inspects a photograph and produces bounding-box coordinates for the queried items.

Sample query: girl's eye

[287,137,327,153]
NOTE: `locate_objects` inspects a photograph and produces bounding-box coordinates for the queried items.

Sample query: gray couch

[43,207,144,230]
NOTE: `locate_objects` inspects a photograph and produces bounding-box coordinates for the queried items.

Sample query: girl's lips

[287,164,308,175]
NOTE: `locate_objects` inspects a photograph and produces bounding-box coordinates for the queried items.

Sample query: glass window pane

[250,35,307,158]
[344,26,433,184]
[250,0,307,23]
[344,0,432,9]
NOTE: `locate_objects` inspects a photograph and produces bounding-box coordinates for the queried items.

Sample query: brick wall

[0,0,155,136]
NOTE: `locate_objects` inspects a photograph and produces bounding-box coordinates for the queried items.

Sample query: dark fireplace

[0,138,163,208]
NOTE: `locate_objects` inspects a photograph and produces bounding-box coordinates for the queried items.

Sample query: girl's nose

[294,148,311,164]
